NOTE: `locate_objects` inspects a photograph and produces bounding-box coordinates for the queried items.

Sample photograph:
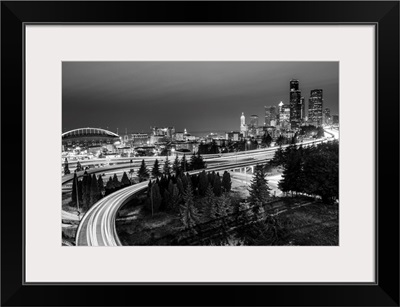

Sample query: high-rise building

[240,112,247,136]
[265,105,278,126]
[289,79,302,129]
[264,106,271,126]
[323,108,331,125]
[308,89,323,126]
[250,115,259,128]
[279,102,291,129]
[290,79,299,92]
[300,97,305,121]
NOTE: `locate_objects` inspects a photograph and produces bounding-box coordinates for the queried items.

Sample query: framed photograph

[1,1,399,306]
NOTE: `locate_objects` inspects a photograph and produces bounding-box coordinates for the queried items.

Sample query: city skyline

[63,61,339,135]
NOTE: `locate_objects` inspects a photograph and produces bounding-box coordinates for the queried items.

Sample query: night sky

[62,62,338,136]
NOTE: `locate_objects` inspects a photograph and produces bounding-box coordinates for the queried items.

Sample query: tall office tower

[290,79,299,91]
[240,112,247,135]
[323,108,331,125]
[289,79,302,129]
[308,89,324,126]
[269,106,277,126]
[279,103,291,129]
[264,106,271,126]
[249,115,259,136]
[300,97,305,121]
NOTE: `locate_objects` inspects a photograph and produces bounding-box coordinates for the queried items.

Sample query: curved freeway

[74,137,331,246]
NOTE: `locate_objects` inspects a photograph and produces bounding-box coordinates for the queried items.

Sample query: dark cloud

[62,61,338,135]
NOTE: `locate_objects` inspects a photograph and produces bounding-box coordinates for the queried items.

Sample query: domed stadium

[62,127,120,149]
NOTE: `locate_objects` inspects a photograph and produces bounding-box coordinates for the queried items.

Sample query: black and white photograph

[61,61,339,247]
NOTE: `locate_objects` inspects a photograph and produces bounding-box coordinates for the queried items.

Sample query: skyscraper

[240,112,247,136]
[323,108,331,125]
[264,106,271,126]
[308,89,323,126]
[264,106,277,126]
[250,115,259,128]
[289,79,302,129]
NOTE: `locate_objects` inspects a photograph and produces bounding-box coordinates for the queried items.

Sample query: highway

[74,137,330,246]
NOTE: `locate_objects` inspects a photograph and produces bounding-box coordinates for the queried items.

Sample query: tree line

[270,141,339,203]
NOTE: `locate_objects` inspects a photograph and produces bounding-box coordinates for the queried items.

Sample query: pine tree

[172,155,180,175]
[97,175,104,198]
[213,173,222,197]
[190,152,197,170]
[204,184,216,219]
[83,172,91,210]
[221,171,232,193]
[71,172,78,204]
[149,182,162,216]
[137,159,150,182]
[196,152,206,169]
[176,177,185,195]
[248,164,270,218]
[170,183,181,212]
[181,154,188,172]
[198,170,209,196]
[76,161,83,172]
[121,172,131,187]
[218,193,232,216]
[63,158,70,175]
[77,179,83,204]
[90,174,100,206]
[163,156,171,176]
[151,159,162,178]
[180,182,200,229]
[105,176,114,195]
[276,135,285,146]
[112,173,121,189]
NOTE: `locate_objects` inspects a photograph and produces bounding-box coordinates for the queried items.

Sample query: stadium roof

[62,127,120,139]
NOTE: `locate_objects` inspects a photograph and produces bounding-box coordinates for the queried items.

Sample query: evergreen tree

[112,173,121,189]
[198,170,209,196]
[121,172,131,187]
[204,184,216,219]
[105,176,114,195]
[172,155,180,175]
[180,182,200,229]
[83,172,91,210]
[221,171,232,192]
[181,173,189,190]
[190,152,197,170]
[248,164,270,218]
[76,161,83,172]
[213,173,222,197]
[151,159,162,178]
[90,174,100,206]
[181,154,188,172]
[149,182,162,216]
[163,156,171,176]
[176,177,185,195]
[137,159,150,182]
[77,179,83,204]
[278,146,302,195]
[276,135,285,146]
[63,158,70,175]
[71,172,78,204]
[270,146,285,167]
[196,152,206,169]
[316,126,325,138]
[218,192,232,216]
[97,175,104,197]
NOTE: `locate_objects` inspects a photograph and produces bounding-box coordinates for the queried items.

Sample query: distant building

[289,79,302,129]
[226,131,240,141]
[240,112,248,137]
[279,102,291,129]
[300,97,306,121]
[308,89,323,126]
[174,132,185,141]
[332,114,339,125]
[265,105,277,126]
[250,115,259,128]
[323,108,331,125]
[151,126,175,138]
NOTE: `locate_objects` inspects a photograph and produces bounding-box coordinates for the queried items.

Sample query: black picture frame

[1,1,399,306]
